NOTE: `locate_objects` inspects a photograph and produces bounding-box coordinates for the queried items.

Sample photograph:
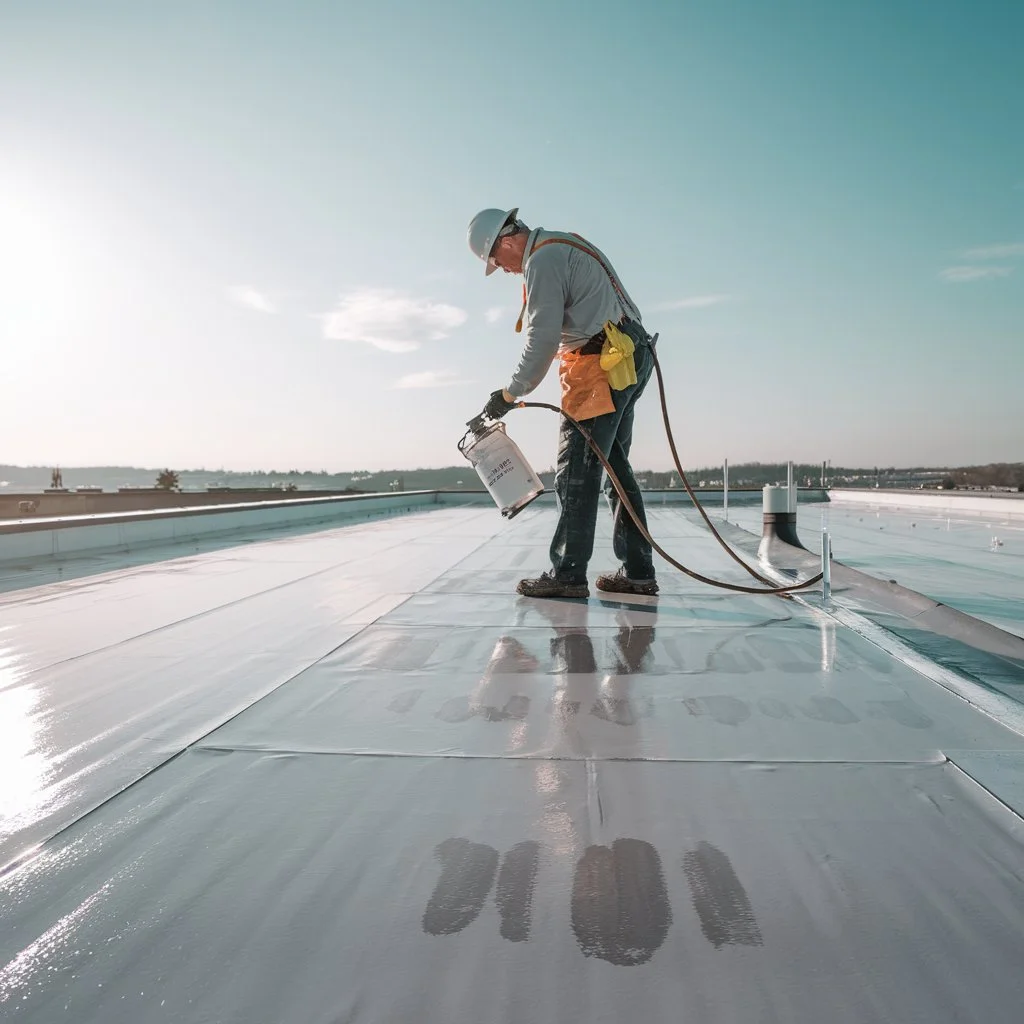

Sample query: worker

[467,206,658,598]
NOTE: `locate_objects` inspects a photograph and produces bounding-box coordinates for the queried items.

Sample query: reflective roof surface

[3,505,1024,1022]
[728,500,1024,638]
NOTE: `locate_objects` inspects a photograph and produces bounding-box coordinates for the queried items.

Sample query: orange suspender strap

[514,234,633,334]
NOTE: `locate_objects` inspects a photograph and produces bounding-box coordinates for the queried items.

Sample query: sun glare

[0,193,74,339]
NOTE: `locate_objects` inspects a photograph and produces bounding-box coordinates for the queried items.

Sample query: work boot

[516,572,589,599]
[595,567,659,596]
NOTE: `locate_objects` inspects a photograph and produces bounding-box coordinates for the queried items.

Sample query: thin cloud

[651,294,731,311]
[939,266,1012,283]
[484,306,506,324]
[227,285,277,314]
[962,243,1024,261]
[394,370,473,389]
[320,288,467,353]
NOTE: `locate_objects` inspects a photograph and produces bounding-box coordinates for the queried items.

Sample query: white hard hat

[467,207,519,276]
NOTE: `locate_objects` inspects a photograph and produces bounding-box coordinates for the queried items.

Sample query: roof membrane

[2,505,1024,1022]
[728,501,1024,638]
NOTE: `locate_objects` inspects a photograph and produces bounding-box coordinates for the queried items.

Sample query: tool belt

[578,317,645,355]
[578,327,613,356]
[559,319,643,421]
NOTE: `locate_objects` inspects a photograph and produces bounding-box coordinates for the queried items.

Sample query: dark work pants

[549,320,655,583]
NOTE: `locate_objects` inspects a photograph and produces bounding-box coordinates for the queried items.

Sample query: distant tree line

[935,463,1024,492]
[2,462,1021,493]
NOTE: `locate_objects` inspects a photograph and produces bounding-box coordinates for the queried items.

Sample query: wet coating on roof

[2,506,1024,1022]
[728,501,1024,638]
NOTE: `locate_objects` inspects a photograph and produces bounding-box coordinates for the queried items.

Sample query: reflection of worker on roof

[468,207,660,600]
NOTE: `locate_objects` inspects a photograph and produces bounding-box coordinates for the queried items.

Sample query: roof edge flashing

[758,527,1024,668]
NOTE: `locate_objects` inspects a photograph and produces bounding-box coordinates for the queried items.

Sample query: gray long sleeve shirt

[505,228,644,398]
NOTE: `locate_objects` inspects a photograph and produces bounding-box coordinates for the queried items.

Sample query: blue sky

[1,0,1021,474]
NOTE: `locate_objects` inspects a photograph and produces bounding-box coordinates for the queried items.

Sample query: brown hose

[518,346,823,597]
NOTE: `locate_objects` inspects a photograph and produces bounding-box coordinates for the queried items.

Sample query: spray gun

[458,409,545,519]
[465,412,489,437]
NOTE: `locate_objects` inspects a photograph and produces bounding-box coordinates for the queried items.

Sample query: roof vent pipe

[761,484,804,549]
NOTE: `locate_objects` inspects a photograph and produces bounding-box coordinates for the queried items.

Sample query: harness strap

[515,234,634,334]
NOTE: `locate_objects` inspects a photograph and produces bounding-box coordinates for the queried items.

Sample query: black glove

[482,389,516,421]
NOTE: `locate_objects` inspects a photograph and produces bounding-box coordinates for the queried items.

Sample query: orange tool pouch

[558,347,615,421]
